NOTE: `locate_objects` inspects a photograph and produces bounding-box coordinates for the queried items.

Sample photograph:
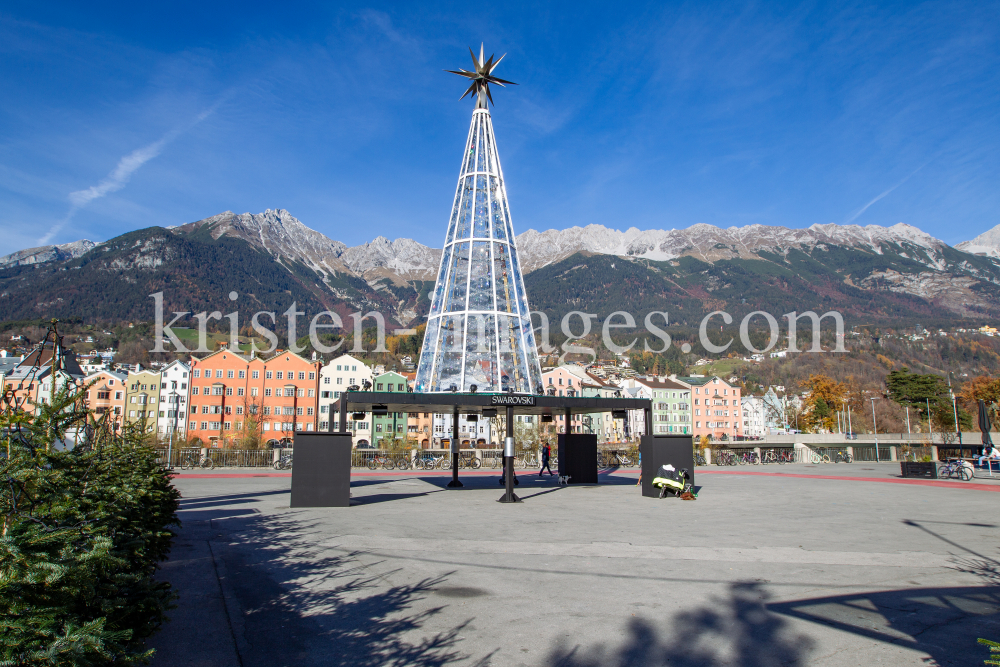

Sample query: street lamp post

[951,391,962,456]
[926,397,932,443]
[870,396,881,463]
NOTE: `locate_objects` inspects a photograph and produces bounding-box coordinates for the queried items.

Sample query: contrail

[843,162,929,225]
[39,104,221,245]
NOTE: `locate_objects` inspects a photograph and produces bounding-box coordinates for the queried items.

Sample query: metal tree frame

[415,46,542,396]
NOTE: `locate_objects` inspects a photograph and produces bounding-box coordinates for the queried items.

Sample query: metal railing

[850,446,893,462]
[207,449,274,468]
[155,447,278,468]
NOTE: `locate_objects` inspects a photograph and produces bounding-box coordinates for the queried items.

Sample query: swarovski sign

[491,394,536,406]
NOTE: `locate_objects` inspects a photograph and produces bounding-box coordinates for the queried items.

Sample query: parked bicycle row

[354,451,559,471]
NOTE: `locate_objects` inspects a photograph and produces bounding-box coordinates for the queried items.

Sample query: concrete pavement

[148,463,1000,666]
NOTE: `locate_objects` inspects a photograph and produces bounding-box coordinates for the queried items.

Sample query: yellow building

[125,366,162,434]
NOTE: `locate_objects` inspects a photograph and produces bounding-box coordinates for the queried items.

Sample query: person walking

[539,442,554,476]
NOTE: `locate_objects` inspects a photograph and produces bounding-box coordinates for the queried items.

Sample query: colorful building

[631,377,691,435]
[318,354,373,446]
[371,371,409,448]
[125,367,162,434]
[2,343,85,414]
[187,350,320,447]
[156,360,189,439]
[678,375,743,440]
[83,370,127,429]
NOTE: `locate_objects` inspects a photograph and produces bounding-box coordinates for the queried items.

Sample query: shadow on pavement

[545,582,814,667]
[350,490,444,505]
[156,506,493,667]
[546,575,1000,666]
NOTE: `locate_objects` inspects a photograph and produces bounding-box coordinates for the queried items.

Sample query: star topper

[446,43,517,109]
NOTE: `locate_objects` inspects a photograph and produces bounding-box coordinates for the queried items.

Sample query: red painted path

[169,467,1000,492]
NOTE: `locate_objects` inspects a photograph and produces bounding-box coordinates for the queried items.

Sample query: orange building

[187,350,320,447]
[83,370,127,429]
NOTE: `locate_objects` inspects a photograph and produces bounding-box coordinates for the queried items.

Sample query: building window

[237,388,244,396]
[236,406,244,415]
[265,388,272,397]
[224,422,231,430]
[266,371,273,379]
[324,377,330,384]
[239,370,245,379]
[227,370,234,378]
[308,389,315,397]
[337,377,343,385]
[308,372,315,380]
[252,370,260,379]
[251,387,258,396]
[200,422,208,430]
[276,371,283,380]
[225,387,233,396]
[194,370,201,378]
[298,372,305,380]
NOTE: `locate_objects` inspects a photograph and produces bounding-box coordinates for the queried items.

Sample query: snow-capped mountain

[340,236,441,282]
[956,223,1000,258]
[3,211,999,324]
[0,239,99,268]
[172,209,350,275]
[514,222,946,272]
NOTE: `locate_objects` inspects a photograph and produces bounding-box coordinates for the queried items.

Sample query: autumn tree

[801,374,846,432]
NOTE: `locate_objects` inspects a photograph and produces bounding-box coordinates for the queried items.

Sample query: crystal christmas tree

[415,46,543,394]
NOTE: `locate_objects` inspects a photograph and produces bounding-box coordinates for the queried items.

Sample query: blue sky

[1,1,998,256]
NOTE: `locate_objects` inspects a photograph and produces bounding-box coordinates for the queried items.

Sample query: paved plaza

[150,464,1000,666]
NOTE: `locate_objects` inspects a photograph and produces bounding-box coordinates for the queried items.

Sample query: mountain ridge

[956,222,1000,258]
[2,211,998,326]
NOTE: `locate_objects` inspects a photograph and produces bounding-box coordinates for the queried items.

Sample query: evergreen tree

[0,385,179,665]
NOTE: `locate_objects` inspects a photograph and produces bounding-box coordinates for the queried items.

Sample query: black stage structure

[289,391,694,507]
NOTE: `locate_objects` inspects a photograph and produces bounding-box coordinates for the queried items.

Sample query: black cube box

[640,435,695,498]
[900,461,937,479]
[290,432,353,507]
[557,433,598,484]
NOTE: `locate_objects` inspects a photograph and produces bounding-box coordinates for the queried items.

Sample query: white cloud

[843,162,930,225]
[38,104,220,245]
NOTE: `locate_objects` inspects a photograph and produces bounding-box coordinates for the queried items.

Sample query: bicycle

[611,451,632,467]
[835,451,853,463]
[273,453,293,470]
[457,453,482,469]
[761,449,784,465]
[938,459,972,481]
[715,450,737,466]
[695,453,707,466]
[367,453,395,470]
[422,454,447,470]
[181,452,215,470]
[810,452,831,464]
